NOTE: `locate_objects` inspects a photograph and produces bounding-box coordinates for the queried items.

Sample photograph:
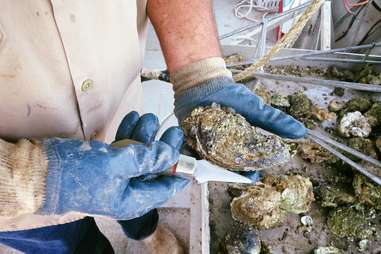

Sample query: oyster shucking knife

[112,139,252,184]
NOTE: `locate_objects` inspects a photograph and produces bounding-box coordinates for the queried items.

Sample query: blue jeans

[0,210,158,254]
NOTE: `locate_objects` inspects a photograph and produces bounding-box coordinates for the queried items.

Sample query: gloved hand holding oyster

[172,58,306,172]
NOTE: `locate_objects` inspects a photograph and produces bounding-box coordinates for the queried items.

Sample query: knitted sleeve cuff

[0,139,48,217]
[170,57,232,95]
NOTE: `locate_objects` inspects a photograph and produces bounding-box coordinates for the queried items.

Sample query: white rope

[232,0,279,45]
[234,0,272,22]
[233,0,277,22]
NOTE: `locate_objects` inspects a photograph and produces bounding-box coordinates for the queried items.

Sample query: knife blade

[112,139,252,184]
[175,155,252,184]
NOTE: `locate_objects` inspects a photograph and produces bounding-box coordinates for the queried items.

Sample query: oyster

[328,99,344,112]
[332,87,345,97]
[223,228,261,254]
[376,136,381,153]
[287,92,319,128]
[327,206,376,240]
[182,104,290,170]
[318,185,356,208]
[262,175,314,214]
[338,111,371,138]
[298,140,336,164]
[253,83,271,104]
[230,182,286,230]
[230,175,314,229]
[224,53,245,65]
[311,107,336,122]
[357,65,381,85]
[288,92,312,119]
[313,246,344,254]
[300,215,313,226]
[364,102,381,127]
[342,97,372,113]
[347,138,378,160]
[358,239,369,252]
[353,174,381,210]
[270,93,290,108]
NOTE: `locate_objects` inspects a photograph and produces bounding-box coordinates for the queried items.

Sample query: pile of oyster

[264,64,381,85]
[316,173,381,240]
[256,90,335,129]
[230,174,314,230]
[182,104,290,170]
[307,96,381,241]
[294,96,381,165]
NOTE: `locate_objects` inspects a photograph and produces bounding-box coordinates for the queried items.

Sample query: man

[0,0,306,253]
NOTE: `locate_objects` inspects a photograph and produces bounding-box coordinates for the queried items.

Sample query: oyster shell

[298,140,336,164]
[287,92,319,128]
[364,102,381,127]
[313,246,344,254]
[353,174,381,210]
[182,104,290,170]
[230,182,286,230]
[347,138,378,160]
[230,175,314,229]
[288,92,312,119]
[376,136,381,153]
[318,185,356,208]
[311,107,336,122]
[338,111,371,138]
[301,215,314,226]
[253,83,271,104]
[357,65,381,85]
[224,53,245,65]
[270,93,290,108]
[328,99,345,112]
[358,239,369,252]
[342,97,372,113]
[223,228,261,254]
[262,175,314,214]
[327,206,376,240]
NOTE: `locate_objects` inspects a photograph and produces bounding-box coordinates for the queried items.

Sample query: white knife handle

[175,155,196,176]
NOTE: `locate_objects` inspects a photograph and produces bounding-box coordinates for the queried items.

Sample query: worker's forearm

[147,0,222,74]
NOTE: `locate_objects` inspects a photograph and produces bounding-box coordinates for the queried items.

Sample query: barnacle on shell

[182,104,290,170]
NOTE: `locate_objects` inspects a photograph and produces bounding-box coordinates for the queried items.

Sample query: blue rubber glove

[174,77,307,139]
[38,112,189,220]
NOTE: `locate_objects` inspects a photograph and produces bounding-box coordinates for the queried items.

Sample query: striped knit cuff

[0,139,48,217]
[170,57,232,95]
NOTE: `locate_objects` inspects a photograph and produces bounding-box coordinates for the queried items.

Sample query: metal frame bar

[253,72,381,92]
